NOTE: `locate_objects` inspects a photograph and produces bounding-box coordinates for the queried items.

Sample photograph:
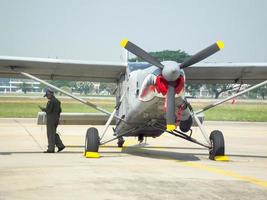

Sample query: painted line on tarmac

[121,141,267,188]
[14,119,44,150]
[178,161,267,188]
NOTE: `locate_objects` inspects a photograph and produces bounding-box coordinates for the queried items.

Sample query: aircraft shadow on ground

[119,144,267,160]
[0,151,84,155]
[65,145,206,151]
[1,145,267,160]
[63,145,204,161]
[0,149,200,161]
[121,146,201,161]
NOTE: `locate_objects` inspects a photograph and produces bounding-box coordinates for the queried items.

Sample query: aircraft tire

[209,130,225,160]
[179,115,193,132]
[85,127,100,153]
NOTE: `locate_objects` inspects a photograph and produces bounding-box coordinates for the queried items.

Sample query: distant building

[0,78,41,93]
[92,82,100,94]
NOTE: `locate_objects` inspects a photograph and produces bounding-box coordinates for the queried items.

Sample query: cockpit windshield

[128,62,152,72]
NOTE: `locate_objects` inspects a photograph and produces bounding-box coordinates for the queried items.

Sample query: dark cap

[43,88,54,97]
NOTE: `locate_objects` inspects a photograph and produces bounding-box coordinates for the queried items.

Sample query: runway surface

[0,118,267,200]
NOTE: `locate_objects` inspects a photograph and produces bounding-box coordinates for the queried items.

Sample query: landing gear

[85,127,100,155]
[138,134,144,143]
[117,137,125,147]
[179,115,193,132]
[209,130,225,160]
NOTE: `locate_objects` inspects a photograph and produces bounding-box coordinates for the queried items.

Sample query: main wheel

[85,127,100,153]
[179,115,193,132]
[209,130,225,160]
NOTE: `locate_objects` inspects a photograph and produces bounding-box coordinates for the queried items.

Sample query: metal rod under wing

[20,72,124,121]
[191,111,210,145]
[100,91,126,141]
[195,80,267,115]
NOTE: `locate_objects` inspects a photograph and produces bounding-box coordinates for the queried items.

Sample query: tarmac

[0,118,267,200]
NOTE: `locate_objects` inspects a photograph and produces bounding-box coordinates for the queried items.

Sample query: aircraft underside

[114,96,192,138]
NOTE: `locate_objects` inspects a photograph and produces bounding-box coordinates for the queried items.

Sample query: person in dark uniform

[39,88,65,153]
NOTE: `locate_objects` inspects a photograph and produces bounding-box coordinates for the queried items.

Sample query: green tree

[49,80,75,88]
[186,84,201,97]
[99,83,117,95]
[19,82,30,94]
[39,80,76,93]
[254,85,267,99]
[75,81,94,95]
[205,84,240,99]
[129,50,190,63]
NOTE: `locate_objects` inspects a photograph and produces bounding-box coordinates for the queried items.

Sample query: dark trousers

[46,122,64,151]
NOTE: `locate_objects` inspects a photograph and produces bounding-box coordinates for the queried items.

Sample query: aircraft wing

[0,56,127,82]
[0,56,266,84]
[184,62,267,84]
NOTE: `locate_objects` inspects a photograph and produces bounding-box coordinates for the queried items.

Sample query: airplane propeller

[180,41,224,69]
[120,39,224,131]
[120,39,164,69]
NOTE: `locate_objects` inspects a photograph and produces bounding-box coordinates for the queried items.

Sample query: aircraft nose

[162,61,180,81]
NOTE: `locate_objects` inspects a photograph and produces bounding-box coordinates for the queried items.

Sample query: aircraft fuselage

[114,62,191,138]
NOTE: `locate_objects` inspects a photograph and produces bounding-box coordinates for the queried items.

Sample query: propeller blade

[166,82,176,131]
[180,41,224,69]
[120,39,164,69]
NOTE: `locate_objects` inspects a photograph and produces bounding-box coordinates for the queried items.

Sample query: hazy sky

[0,0,267,62]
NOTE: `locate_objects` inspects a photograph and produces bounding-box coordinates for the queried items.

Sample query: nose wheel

[209,130,225,160]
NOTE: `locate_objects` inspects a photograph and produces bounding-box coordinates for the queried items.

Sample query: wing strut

[20,72,125,122]
[195,80,267,114]
[99,91,126,141]
[180,79,267,147]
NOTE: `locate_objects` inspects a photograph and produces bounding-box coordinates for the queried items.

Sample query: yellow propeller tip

[166,124,176,132]
[216,40,224,49]
[120,39,129,48]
